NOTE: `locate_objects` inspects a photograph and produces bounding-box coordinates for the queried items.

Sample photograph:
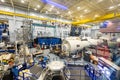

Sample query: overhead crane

[0,10,120,25]
[72,12,120,25]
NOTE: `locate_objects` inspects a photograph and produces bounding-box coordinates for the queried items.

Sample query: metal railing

[17,60,112,80]
[18,72,38,80]
[18,67,111,80]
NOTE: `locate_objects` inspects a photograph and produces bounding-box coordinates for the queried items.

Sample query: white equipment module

[62,37,102,56]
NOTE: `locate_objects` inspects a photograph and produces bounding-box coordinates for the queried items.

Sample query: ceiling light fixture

[31,13,35,16]
[80,15,83,18]
[68,11,71,14]
[34,8,37,11]
[84,9,88,13]
[118,4,120,6]
[94,14,99,18]
[1,0,5,2]
[108,6,115,10]
[41,16,44,18]
[37,5,40,8]
[77,7,80,10]
[21,0,25,3]
[51,5,54,8]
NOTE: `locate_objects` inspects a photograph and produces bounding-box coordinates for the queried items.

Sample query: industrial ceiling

[0,0,120,24]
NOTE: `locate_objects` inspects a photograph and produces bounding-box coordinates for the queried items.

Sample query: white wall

[32,24,71,39]
[0,5,71,42]
[81,25,100,38]
[91,25,100,38]
[81,28,91,37]
[33,26,55,38]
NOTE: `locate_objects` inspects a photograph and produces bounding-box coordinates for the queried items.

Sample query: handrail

[19,72,38,80]
[18,60,113,80]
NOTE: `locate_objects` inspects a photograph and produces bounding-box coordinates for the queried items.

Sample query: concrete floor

[67,65,91,80]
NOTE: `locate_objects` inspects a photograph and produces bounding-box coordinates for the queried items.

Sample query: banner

[70,27,81,36]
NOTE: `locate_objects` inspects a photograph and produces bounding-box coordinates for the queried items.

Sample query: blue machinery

[0,23,9,41]
[85,57,120,80]
[35,37,62,48]
[84,63,103,80]
[98,57,120,80]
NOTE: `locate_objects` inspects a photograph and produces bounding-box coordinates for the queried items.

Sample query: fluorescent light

[94,14,99,17]
[41,16,44,18]
[37,5,40,8]
[1,0,5,2]
[108,6,115,10]
[21,0,25,3]
[34,8,37,11]
[52,5,54,8]
[80,15,83,18]
[31,14,35,16]
[84,9,91,13]
[118,4,120,6]
[84,9,88,12]
[77,7,80,10]
[68,11,71,14]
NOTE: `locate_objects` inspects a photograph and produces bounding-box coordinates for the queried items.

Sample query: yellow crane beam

[72,12,120,25]
[1,10,120,25]
[0,10,71,24]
